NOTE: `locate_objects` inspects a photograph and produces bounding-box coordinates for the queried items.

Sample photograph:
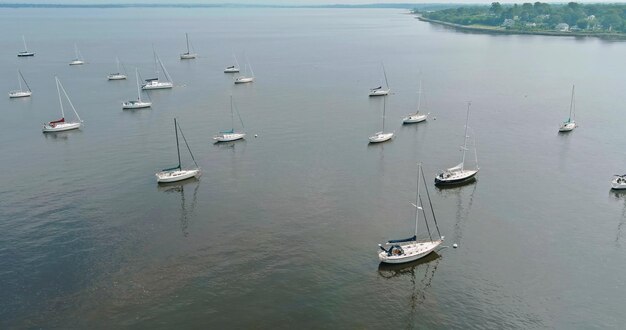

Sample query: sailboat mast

[230,96,235,131]
[74,43,79,59]
[135,68,142,101]
[17,70,23,91]
[174,119,181,170]
[186,33,190,53]
[22,35,28,52]
[416,80,422,114]
[415,163,421,237]
[569,84,575,121]
[116,56,120,72]
[461,102,471,171]
[20,70,31,92]
[382,96,386,132]
[382,62,389,90]
[55,77,65,119]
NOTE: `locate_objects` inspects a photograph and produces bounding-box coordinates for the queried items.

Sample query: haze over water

[1,7,626,328]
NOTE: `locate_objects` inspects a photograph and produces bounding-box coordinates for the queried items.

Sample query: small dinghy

[612,175,626,190]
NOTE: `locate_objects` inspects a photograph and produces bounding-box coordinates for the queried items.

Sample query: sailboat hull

[214,133,246,142]
[142,81,173,90]
[369,132,393,143]
[379,239,443,264]
[234,77,254,84]
[18,52,35,57]
[180,53,197,59]
[156,169,201,183]
[69,60,84,66]
[611,177,626,190]
[435,169,478,186]
[122,101,152,109]
[403,113,428,124]
[369,89,389,97]
[107,74,127,80]
[224,67,240,73]
[42,122,81,133]
[558,122,576,132]
[9,91,32,98]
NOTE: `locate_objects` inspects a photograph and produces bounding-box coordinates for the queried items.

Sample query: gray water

[1,7,626,328]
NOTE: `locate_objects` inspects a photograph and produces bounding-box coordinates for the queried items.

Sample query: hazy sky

[12,0,625,4]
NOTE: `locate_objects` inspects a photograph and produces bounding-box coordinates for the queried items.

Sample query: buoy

[453,243,458,248]
[254,134,258,138]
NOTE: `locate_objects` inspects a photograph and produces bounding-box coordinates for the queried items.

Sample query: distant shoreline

[0,3,419,9]
[417,16,626,40]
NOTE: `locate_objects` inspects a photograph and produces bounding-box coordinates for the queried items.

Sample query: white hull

[559,122,576,132]
[9,91,32,98]
[18,52,35,57]
[42,121,81,132]
[180,53,197,59]
[122,101,152,109]
[435,169,478,185]
[107,74,127,80]
[612,177,626,190]
[224,67,240,73]
[156,168,201,183]
[379,239,443,264]
[69,60,84,66]
[369,89,389,97]
[369,132,393,143]
[234,77,254,84]
[214,132,246,142]
[142,81,173,90]
[403,113,428,124]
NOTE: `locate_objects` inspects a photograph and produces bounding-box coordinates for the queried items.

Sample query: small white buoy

[452,243,458,248]
[254,134,258,138]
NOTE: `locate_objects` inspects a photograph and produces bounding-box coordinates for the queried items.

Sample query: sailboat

[379,163,444,264]
[214,96,246,142]
[435,102,479,186]
[9,70,32,98]
[107,57,127,80]
[17,36,34,57]
[122,68,152,109]
[234,58,254,84]
[180,33,197,59]
[156,119,201,183]
[369,63,390,97]
[403,80,429,124]
[559,85,577,132]
[224,54,240,73]
[142,49,173,90]
[612,175,626,190]
[42,77,83,133]
[69,43,85,66]
[369,96,394,143]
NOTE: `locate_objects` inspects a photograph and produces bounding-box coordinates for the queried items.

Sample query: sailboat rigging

[214,96,246,142]
[180,33,197,59]
[403,80,429,124]
[142,49,173,90]
[156,119,201,183]
[9,70,32,98]
[69,43,85,65]
[107,57,127,80]
[17,36,34,57]
[123,68,152,109]
[369,63,390,97]
[369,95,394,143]
[558,84,577,132]
[379,163,444,264]
[435,102,479,186]
[42,77,83,132]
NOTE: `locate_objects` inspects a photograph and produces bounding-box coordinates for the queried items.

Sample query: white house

[555,23,569,32]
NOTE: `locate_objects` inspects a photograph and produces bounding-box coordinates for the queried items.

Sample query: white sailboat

[379,163,444,264]
[122,68,152,109]
[369,63,390,97]
[214,96,246,142]
[17,36,35,57]
[9,70,32,98]
[435,102,479,186]
[180,33,197,59]
[156,118,201,183]
[369,96,394,143]
[234,58,254,84]
[559,84,577,132]
[69,43,85,66]
[142,50,173,90]
[224,54,240,73]
[107,57,127,80]
[42,77,83,133]
[612,175,626,190]
[403,80,429,124]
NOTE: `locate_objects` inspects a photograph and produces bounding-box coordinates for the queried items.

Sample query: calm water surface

[1,8,626,328]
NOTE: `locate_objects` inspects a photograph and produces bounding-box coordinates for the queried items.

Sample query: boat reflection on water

[610,189,626,246]
[378,251,442,324]
[157,178,200,237]
[436,181,477,246]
